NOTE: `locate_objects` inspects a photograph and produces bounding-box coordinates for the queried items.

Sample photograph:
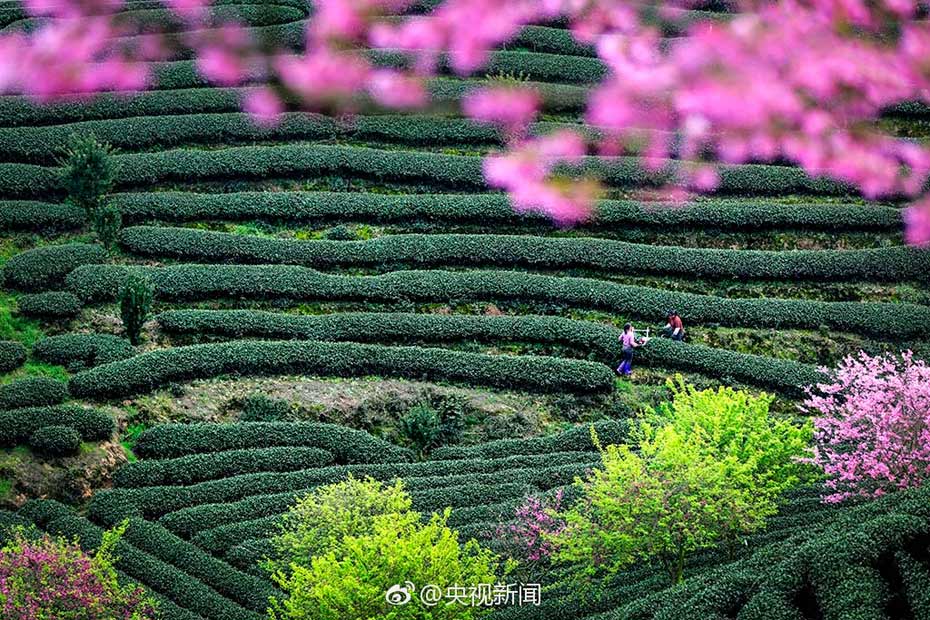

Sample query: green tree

[267,477,504,620]
[119,275,153,346]
[59,134,116,219]
[552,379,813,584]
[93,203,122,253]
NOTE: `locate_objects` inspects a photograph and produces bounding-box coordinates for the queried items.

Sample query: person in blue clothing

[617,323,649,376]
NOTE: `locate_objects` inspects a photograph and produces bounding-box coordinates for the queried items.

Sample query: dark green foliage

[239,393,292,422]
[119,225,930,282]
[0,200,84,232]
[399,403,442,457]
[109,191,901,232]
[113,446,334,488]
[0,143,851,199]
[0,81,584,131]
[0,340,27,372]
[0,405,114,446]
[131,421,413,462]
[58,134,115,217]
[33,333,135,371]
[92,450,590,523]
[17,291,82,319]
[119,274,153,346]
[67,339,615,400]
[93,202,123,252]
[29,425,81,456]
[69,264,925,340]
[3,243,105,291]
[323,223,358,240]
[0,376,68,409]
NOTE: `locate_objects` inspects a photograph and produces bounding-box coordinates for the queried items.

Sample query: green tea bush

[3,243,105,291]
[156,310,820,393]
[0,340,27,372]
[113,446,334,488]
[67,339,615,399]
[0,200,84,232]
[0,143,850,198]
[92,451,589,521]
[68,265,924,339]
[110,191,901,232]
[0,405,113,446]
[0,376,68,409]
[119,225,930,282]
[17,291,82,319]
[28,425,81,456]
[132,421,413,461]
[33,333,135,371]
[238,393,293,422]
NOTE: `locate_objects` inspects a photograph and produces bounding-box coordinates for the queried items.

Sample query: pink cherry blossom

[462,86,540,135]
[904,197,930,246]
[803,351,930,503]
[243,87,284,126]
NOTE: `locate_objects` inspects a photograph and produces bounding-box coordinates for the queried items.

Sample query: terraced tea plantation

[1,1,930,619]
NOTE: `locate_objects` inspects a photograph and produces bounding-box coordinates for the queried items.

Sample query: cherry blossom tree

[2,0,930,243]
[803,351,930,503]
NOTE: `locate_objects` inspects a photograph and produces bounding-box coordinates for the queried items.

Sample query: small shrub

[0,523,157,619]
[33,333,134,372]
[0,341,27,373]
[29,425,82,457]
[17,292,82,319]
[93,203,122,252]
[399,402,441,457]
[323,224,358,240]
[240,393,292,422]
[59,134,116,218]
[0,377,68,409]
[118,275,153,346]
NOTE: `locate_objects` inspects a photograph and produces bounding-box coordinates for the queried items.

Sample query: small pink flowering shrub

[0,523,158,620]
[497,490,566,563]
[804,351,930,503]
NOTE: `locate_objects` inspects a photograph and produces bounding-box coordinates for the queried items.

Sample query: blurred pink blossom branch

[2,0,930,242]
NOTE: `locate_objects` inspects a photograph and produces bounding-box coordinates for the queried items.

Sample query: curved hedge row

[0,376,68,409]
[17,291,83,319]
[132,420,412,462]
[0,143,850,199]
[33,333,135,371]
[155,310,823,393]
[29,425,81,456]
[67,264,930,338]
[92,451,593,521]
[114,446,334,488]
[68,339,616,399]
[0,111,581,164]
[158,480,537,538]
[3,243,106,291]
[0,405,114,446]
[109,191,902,232]
[0,79,586,129]
[0,340,26,372]
[0,200,84,232]
[121,225,929,282]
[115,420,621,488]
[20,499,263,620]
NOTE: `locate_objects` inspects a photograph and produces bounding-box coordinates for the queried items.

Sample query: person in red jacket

[664,310,685,341]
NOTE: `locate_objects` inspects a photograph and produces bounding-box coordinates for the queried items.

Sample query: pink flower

[463,86,540,134]
[244,87,284,126]
[368,69,427,109]
[904,198,930,246]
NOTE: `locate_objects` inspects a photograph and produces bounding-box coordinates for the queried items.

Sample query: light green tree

[267,476,505,620]
[552,379,813,584]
